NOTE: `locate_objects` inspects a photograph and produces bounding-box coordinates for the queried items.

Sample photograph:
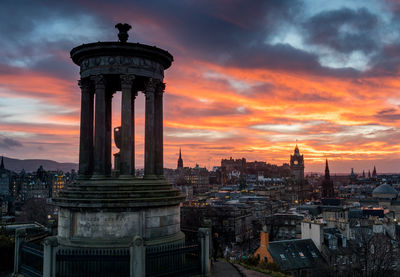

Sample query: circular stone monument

[53,23,185,248]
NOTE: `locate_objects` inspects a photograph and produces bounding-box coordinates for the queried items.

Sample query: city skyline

[1,1,400,173]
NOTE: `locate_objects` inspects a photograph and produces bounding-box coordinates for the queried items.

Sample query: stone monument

[46,23,185,276]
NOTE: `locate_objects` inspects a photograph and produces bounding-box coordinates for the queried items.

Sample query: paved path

[211,259,241,277]
[235,264,272,277]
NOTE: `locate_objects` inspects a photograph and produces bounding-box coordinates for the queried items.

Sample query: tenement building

[0,157,9,196]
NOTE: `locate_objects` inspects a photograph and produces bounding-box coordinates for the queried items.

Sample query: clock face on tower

[294,160,298,165]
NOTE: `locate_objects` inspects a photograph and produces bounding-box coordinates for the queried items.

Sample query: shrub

[242,255,260,266]
[259,261,280,272]
[0,230,14,271]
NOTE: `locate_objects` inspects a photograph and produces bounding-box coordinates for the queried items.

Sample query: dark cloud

[375,108,400,122]
[224,43,359,77]
[0,1,110,79]
[31,52,78,80]
[0,136,23,149]
[199,146,234,150]
[134,0,362,77]
[0,0,377,79]
[164,94,252,119]
[85,0,355,76]
[249,83,275,95]
[293,92,338,103]
[113,0,303,49]
[365,44,400,76]
[304,8,379,54]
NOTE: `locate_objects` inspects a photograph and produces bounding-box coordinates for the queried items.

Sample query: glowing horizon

[1,0,400,174]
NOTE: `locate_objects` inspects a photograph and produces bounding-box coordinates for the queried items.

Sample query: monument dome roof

[372,184,397,198]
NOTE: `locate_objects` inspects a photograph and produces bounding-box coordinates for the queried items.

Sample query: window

[311,251,317,258]
[280,254,286,260]
[299,252,305,258]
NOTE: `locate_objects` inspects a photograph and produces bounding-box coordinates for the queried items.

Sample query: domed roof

[372,184,397,197]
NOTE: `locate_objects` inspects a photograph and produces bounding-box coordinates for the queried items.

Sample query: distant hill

[1,156,78,173]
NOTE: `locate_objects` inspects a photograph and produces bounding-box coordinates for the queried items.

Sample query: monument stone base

[54,177,185,248]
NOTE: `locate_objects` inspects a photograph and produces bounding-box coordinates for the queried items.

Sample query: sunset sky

[1,0,400,173]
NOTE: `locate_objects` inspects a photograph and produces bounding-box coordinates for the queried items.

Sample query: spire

[294,144,300,156]
[325,159,330,180]
[362,170,365,178]
[350,168,356,180]
[0,156,4,170]
[177,148,183,169]
[372,166,377,177]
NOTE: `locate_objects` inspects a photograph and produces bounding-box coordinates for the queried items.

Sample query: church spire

[372,166,377,177]
[322,159,334,198]
[325,159,330,180]
[177,148,183,169]
[0,156,4,170]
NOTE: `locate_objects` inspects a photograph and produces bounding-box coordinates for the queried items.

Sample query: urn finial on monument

[115,23,132,43]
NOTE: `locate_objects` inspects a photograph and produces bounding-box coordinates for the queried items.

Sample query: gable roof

[268,239,326,272]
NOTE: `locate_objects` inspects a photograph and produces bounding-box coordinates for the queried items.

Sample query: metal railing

[146,242,201,277]
[15,228,208,277]
[56,248,130,277]
[20,241,44,277]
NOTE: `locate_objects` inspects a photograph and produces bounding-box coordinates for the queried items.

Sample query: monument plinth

[53,24,185,249]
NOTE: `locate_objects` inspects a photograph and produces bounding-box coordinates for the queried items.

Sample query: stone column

[78,79,94,177]
[43,236,58,277]
[92,75,107,177]
[120,75,136,177]
[13,228,25,276]
[199,228,211,276]
[130,236,145,277]
[105,89,113,176]
[144,79,157,178]
[154,82,165,177]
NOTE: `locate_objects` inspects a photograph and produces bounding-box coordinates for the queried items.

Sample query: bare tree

[17,198,53,225]
[351,228,397,277]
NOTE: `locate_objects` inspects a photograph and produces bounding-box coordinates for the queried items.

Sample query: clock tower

[290,145,304,183]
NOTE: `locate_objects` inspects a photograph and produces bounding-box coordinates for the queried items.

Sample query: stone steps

[65,178,173,192]
[60,189,180,199]
[66,185,171,191]
[53,194,185,208]
[53,177,185,209]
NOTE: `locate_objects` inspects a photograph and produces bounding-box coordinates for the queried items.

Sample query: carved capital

[78,78,92,92]
[91,75,107,89]
[120,74,135,90]
[44,236,59,247]
[145,78,157,92]
[155,82,166,96]
[144,78,157,100]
